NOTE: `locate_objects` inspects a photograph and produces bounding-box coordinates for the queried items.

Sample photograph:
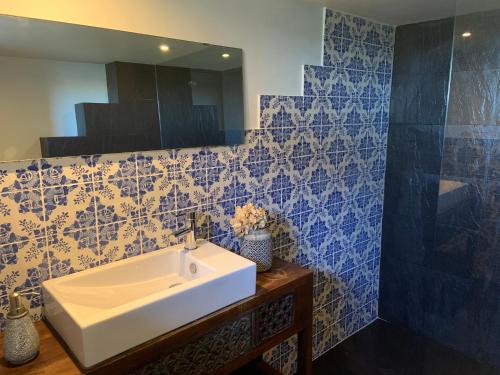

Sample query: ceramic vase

[241,229,272,272]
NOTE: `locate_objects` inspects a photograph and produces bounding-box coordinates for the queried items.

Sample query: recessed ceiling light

[159,44,170,52]
[221,53,230,59]
[462,31,471,38]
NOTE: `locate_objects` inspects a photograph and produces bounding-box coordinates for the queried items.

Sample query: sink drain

[168,282,182,288]
[189,263,197,274]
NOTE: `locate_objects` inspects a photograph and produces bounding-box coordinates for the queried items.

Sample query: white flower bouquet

[230,203,268,237]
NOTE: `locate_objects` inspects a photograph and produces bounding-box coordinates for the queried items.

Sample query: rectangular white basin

[42,241,256,368]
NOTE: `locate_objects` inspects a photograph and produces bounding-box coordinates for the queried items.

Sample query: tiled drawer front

[131,294,294,375]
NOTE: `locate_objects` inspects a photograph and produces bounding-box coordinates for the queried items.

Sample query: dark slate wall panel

[388,18,454,126]
[381,9,500,368]
[380,16,454,332]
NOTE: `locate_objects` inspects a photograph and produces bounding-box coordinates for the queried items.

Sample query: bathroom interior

[0,0,498,374]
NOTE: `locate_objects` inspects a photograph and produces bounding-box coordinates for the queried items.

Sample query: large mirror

[0,15,244,160]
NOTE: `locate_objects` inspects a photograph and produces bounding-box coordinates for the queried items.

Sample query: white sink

[42,241,256,368]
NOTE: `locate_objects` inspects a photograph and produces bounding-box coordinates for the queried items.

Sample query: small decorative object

[230,203,272,272]
[2,291,40,365]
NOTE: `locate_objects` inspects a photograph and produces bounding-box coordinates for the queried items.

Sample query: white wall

[0,0,325,135]
[0,56,108,160]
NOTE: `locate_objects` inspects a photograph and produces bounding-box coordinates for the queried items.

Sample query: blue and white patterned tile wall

[0,8,393,373]
[262,10,394,371]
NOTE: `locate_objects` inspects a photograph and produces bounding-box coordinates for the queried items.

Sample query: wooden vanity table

[0,259,313,375]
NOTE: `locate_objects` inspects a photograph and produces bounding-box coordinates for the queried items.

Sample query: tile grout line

[38,159,52,281]
[133,154,144,257]
[90,155,102,266]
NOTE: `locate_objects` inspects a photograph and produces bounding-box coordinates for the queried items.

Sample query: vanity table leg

[297,325,313,374]
[296,280,313,375]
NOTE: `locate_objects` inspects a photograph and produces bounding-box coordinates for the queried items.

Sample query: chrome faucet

[174,211,198,250]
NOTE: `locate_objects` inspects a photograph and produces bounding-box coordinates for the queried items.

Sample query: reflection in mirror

[0,15,244,160]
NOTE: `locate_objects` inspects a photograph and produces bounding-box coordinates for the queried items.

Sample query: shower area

[314,3,499,374]
[381,6,499,367]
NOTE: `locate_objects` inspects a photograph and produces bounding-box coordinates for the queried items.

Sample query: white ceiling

[317,0,500,25]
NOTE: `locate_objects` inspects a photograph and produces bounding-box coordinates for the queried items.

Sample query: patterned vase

[241,229,272,272]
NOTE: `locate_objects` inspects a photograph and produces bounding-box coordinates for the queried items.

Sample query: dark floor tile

[313,320,500,375]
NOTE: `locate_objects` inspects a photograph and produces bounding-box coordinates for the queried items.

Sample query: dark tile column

[380,17,455,332]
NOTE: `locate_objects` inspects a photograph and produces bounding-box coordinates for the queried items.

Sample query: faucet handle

[176,211,197,235]
[176,211,196,225]
[187,211,196,223]
[174,211,198,250]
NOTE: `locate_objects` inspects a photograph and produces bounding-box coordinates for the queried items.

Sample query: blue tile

[40,157,92,187]
[260,95,283,128]
[92,153,137,181]
[0,160,40,192]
